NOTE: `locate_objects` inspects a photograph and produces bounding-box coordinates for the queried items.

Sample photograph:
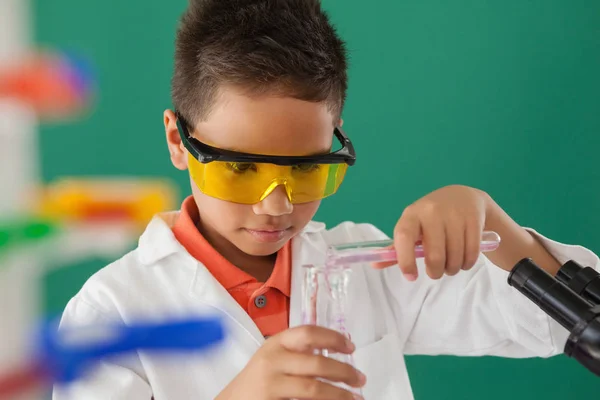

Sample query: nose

[252,185,293,216]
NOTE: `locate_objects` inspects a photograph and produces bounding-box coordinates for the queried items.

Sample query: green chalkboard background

[36,0,600,398]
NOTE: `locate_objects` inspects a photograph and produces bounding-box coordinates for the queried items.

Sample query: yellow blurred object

[38,178,178,227]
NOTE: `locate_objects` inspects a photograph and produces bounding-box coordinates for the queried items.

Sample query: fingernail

[353,394,364,400]
[404,273,418,281]
[345,338,356,352]
[357,370,367,384]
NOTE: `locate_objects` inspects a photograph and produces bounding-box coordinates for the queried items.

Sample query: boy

[53,1,599,399]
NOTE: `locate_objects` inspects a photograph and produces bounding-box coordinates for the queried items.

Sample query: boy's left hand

[375,185,561,280]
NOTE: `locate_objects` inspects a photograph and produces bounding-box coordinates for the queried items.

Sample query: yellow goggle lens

[187,153,348,204]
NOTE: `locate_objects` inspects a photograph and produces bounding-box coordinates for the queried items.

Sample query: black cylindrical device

[508,258,600,377]
[508,258,591,331]
[556,260,600,306]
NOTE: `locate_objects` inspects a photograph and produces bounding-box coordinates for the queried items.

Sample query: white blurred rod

[0,0,41,217]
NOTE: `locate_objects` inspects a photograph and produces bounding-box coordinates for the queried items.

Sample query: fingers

[269,326,365,399]
[393,210,421,280]
[272,375,362,400]
[421,213,446,280]
[277,325,355,355]
[444,220,465,276]
[277,352,365,388]
[384,189,487,280]
[463,220,482,271]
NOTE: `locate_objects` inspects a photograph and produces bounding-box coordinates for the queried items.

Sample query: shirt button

[254,295,267,308]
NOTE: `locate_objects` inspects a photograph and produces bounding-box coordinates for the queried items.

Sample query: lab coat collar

[135,211,329,345]
[137,212,183,265]
[136,212,266,346]
[191,253,267,346]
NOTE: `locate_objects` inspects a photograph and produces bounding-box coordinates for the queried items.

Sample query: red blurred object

[0,363,47,399]
[0,51,95,120]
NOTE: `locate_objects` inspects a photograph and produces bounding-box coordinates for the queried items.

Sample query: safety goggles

[176,113,356,205]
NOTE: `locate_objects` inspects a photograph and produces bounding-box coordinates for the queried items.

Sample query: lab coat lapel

[189,260,265,347]
[186,223,325,345]
[179,219,328,345]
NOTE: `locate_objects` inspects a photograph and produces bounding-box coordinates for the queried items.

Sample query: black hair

[172,0,348,125]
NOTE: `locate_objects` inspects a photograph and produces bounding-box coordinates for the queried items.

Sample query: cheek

[292,200,321,224]
[191,182,249,227]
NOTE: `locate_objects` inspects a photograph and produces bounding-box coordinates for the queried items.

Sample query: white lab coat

[53,212,600,400]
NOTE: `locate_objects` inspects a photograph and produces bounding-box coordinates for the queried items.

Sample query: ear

[338,118,344,127]
[164,109,188,170]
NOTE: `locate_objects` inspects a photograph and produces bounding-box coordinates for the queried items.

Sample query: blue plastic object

[60,50,96,98]
[39,316,225,383]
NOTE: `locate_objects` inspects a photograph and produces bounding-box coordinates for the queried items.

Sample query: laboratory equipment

[555,260,600,306]
[0,50,96,120]
[0,218,57,391]
[38,177,178,227]
[0,217,149,400]
[301,231,501,397]
[508,258,600,377]
[0,316,226,398]
[326,230,501,267]
[302,262,360,396]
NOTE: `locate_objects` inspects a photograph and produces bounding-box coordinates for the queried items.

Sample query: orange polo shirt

[172,196,291,337]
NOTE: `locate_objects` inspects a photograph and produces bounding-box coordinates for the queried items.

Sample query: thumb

[393,215,421,281]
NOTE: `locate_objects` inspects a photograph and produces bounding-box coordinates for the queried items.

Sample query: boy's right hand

[215,325,366,400]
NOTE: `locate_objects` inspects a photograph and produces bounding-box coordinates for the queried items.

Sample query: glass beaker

[301,263,362,396]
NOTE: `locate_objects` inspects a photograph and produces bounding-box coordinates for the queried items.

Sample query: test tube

[301,263,362,396]
[326,230,501,267]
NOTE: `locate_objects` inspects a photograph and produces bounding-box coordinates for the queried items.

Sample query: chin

[238,241,287,257]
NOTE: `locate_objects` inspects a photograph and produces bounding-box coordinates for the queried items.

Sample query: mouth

[244,227,291,243]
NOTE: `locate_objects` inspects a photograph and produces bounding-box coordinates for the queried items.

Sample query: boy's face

[165,87,338,256]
